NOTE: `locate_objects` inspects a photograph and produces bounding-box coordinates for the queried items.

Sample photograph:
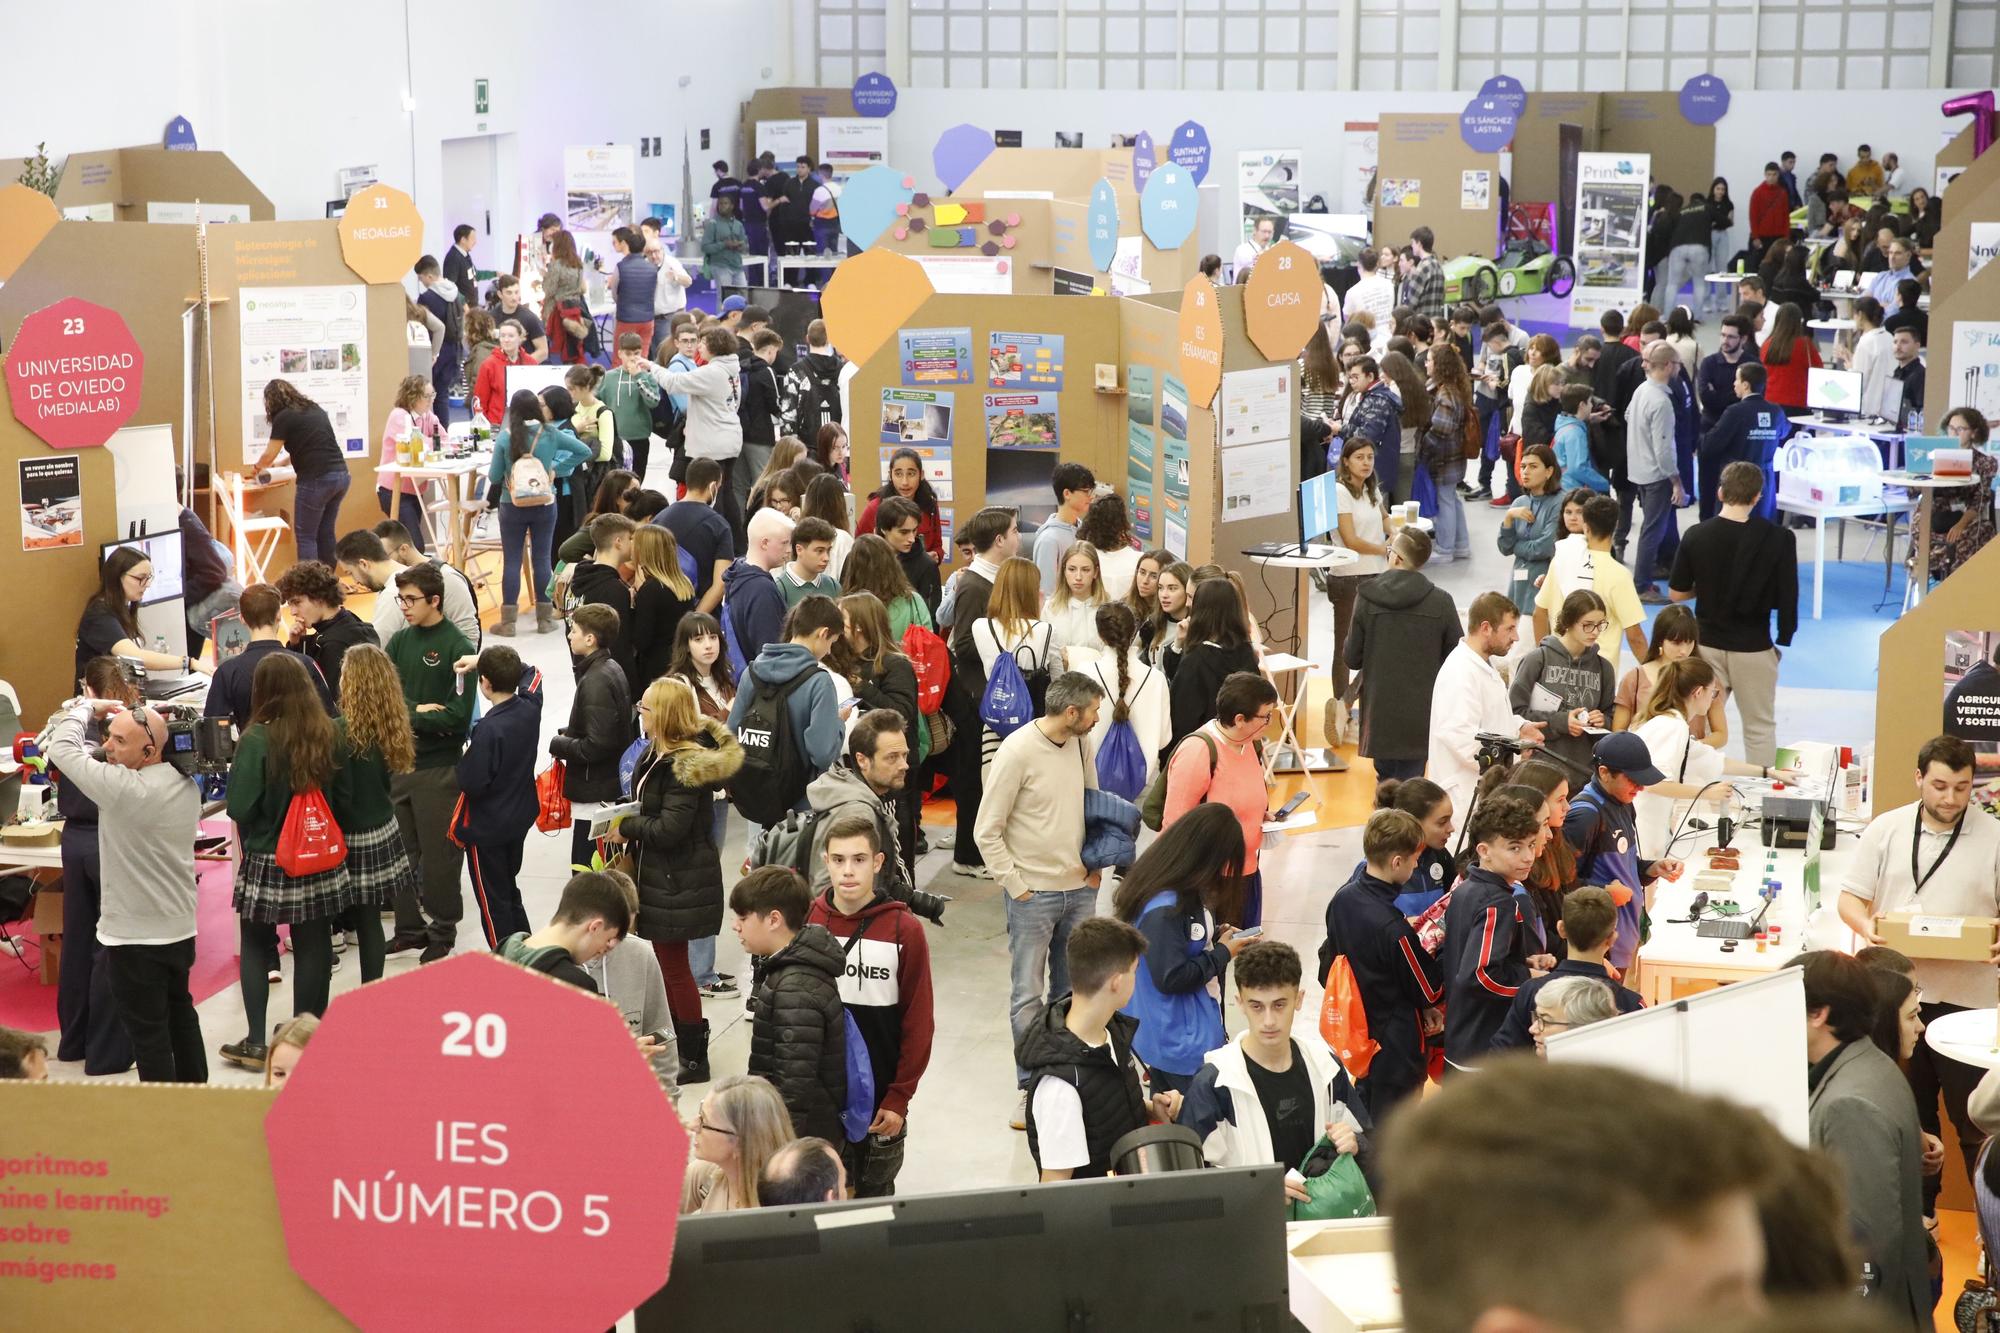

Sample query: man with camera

[42,697,207,1083]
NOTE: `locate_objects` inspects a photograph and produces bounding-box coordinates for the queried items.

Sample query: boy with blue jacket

[1562,732,1681,975]
[1488,886,1645,1051]
[1441,795,1549,1070]
[453,647,544,949]
[1552,383,1611,493]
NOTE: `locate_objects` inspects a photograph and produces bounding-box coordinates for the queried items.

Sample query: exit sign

[475,78,489,115]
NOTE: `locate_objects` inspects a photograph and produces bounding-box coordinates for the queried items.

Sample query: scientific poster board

[1237,149,1300,243]
[1371,114,1500,261]
[1570,152,1650,328]
[562,145,635,235]
[756,120,808,162]
[818,118,888,180]
[239,286,370,464]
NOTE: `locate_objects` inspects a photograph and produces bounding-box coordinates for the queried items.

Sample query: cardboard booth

[1919,125,2000,428]
[1371,114,1502,263]
[0,145,274,225]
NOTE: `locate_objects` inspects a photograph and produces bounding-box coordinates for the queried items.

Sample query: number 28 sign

[264,953,689,1332]
[5,297,144,449]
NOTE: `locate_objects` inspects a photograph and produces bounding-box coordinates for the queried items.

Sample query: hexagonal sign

[821,247,936,368]
[1243,240,1323,362]
[337,183,424,285]
[1177,274,1224,409]
[264,952,687,1333]
[5,297,143,449]
[0,182,60,281]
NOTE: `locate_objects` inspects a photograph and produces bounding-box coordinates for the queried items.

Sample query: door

[439,134,514,276]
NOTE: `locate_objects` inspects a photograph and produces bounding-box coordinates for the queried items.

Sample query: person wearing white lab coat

[1426,591,1545,823]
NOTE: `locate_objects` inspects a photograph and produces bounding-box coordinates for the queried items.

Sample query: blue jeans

[1007,888,1097,1086]
[377,488,426,553]
[294,468,352,566]
[498,501,556,606]
[689,802,729,986]
[1632,477,1676,591]
[1431,461,1469,559]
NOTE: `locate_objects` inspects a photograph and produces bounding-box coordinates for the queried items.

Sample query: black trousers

[1359,1065,1425,1125]
[57,833,133,1075]
[106,939,207,1083]
[468,840,530,949]
[948,685,984,866]
[1911,1000,1986,1214]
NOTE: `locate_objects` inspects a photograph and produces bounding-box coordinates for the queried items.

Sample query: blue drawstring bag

[1410,465,1439,519]
[1096,717,1148,801]
[979,647,1034,737]
[618,735,650,799]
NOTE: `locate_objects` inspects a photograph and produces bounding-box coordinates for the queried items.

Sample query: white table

[1705,272,1746,290]
[1807,317,1856,333]
[1257,651,1346,775]
[1774,490,1917,618]
[1882,471,1982,608]
[1925,1008,2000,1072]
[377,449,494,571]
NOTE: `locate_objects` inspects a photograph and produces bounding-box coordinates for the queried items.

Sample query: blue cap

[1592,731,1666,786]
[720,295,748,314]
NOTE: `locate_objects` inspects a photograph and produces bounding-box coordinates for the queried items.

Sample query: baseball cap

[1592,732,1665,786]
[720,295,748,314]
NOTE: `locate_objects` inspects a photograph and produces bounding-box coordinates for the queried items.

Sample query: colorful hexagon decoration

[822,248,937,368]
[6,297,144,449]
[839,164,917,250]
[1168,120,1212,184]
[0,183,61,282]
[933,124,994,193]
[337,183,424,285]
[1177,275,1225,409]
[1243,240,1324,362]
[1087,179,1120,273]
[1140,162,1199,251]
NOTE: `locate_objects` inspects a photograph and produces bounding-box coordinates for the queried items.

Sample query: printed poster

[19,456,82,551]
[1971,224,2000,281]
[1237,149,1301,242]
[1127,420,1156,540]
[1571,152,1650,328]
[239,285,370,464]
[1378,178,1421,209]
[1343,122,1379,215]
[879,388,955,446]
[818,118,888,180]
[1161,374,1189,442]
[984,392,1061,450]
[1052,268,1099,297]
[1218,365,1291,447]
[1163,496,1189,559]
[1944,630,2000,797]
[562,145,636,234]
[1127,365,1156,425]
[1220,438,1290,520]
[1461,170,1492,211]
[898,327,974,386]
[1952,321,2000,421]
[755,120,808,161]
[1163,435,1191,502]
[911,253,1013,295]
[988,332,1065,390]
[878,444,953,503]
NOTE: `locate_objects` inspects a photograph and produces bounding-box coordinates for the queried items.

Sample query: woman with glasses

[681,1074,796,1213]
[1161,671,1280,930]
[1508,589,1617,780]
[74,547,216,684]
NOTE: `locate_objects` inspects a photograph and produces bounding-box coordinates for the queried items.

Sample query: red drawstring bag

[276,787,347,877]
[1319,955,1379,1080]
[536,760,572,833]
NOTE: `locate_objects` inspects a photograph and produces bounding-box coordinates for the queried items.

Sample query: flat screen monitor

[642,1167,1290,1332]
[99,530,184,607]
[1806,367,1862,417]
[1300,471,1343,547]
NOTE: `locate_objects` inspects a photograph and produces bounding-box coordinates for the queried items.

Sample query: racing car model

[1493,237,1577,298]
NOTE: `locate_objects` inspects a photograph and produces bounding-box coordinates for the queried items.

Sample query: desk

[1775,490,1917,618]
[1246,544,1358,655]
[377,450,494,570]
[1926,1009,2000,1072]
[1882,472,1980,608]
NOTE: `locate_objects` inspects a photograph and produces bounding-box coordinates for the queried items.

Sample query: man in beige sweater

[975,671,1106,1131]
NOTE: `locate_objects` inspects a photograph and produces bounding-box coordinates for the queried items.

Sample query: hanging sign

[5,297,144,449]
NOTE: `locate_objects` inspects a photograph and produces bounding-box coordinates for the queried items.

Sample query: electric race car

[1492,237,1577,298]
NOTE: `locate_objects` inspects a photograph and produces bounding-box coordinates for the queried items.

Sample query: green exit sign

[475,78,489,115]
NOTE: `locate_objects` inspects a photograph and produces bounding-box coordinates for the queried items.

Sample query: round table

[1924,1007,2000,1072]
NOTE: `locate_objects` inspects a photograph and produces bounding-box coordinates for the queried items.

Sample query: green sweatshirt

[386,619,476,769]
[600,367,661,442]
[227,719,350,855]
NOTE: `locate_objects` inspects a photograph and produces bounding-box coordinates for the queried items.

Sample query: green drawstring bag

[1288,1137,1376,1222]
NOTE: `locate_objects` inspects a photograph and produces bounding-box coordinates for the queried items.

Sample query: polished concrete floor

[41,459,1882,1200]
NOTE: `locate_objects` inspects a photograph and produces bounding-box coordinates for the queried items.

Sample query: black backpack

[797,357,844,440]
[730,671,816,825]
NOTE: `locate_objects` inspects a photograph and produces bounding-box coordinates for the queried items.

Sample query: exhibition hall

[6,2,2000,1329]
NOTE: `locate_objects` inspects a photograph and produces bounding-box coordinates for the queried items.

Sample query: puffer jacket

[748,923,849,1142]
[626,719,744,943]
[549,649,635,803]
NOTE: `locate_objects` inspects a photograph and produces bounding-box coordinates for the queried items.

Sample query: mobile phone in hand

[1273,791,1312,821]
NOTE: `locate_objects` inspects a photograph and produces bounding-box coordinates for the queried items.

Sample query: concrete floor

[41,423,1885,1199]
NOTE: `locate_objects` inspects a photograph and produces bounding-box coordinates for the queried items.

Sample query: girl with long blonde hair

[630,525,695,688]
[682,1074,797,1213]
[1042,540,1109,668]
[333,643,417,985]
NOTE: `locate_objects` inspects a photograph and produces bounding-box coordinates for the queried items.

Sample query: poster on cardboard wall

[1237,149,1301,243]
[1220,438,1290,520]
[898,327,975,386]
[562,145,636,234]
[1162,434,1191,502]
[1161,374,1189,442]
[1127,365,1156,425]
[988,332,1065,389]
[985,392,1061,450]
[1570,152,1650,329]
[1128,473,1154,539]
[756,120,808,161]
[239,286,369,464]
[1953,322,2000,422]
[879,388,956,446]
[1461,170,1492,211]
[1944,631,2000,764]
[1971,224,2000,281]
[18,456,82,551]
[1378,178,1421,209]
[818,118,888,180]
[1163,501,1189,560]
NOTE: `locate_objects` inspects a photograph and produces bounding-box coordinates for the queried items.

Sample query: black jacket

[454,689,544,845]
[299,608,379,702]
[443,246,478,307]
[549,650,634,803]
[627,719,744,943]
[748,923,850,1142]
[1441,867,1532,1066]
[1168,640,1260,748]
[1018,997,1149,1180]
[738,353,780,446]
[568,558,638,690]
[949,568,995,694]
[1342,570,1461,762]
[631,577,692,692]
[1321,868,1444,1093]
[851,653,919,748]
[897,543,942,616]
[1489,958,1644,1051]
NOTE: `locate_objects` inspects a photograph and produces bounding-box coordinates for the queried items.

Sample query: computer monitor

[99,529,185,607]
[1299,471,1344,548]
[1806,367,1862,419]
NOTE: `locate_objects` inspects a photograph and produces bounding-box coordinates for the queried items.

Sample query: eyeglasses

[124,572,155,587]
[1574,619,1608,635]
[1532,1013,1572,1032]
[396,593,429,606]
[1250,710,1276,726]
[697,1116,737,1137]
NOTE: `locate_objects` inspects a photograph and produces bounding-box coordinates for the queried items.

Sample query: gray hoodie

[580,937,681,1102]
[40,706,200,944]
[1508,634,1617,780]
[645,358,742,461]
[804,761,909,898]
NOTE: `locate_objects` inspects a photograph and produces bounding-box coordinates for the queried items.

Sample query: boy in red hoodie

[805,812,934,1197]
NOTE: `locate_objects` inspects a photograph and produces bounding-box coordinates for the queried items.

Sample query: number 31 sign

[264,953,689,1333]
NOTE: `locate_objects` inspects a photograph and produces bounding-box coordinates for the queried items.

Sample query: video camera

[151,702,236,778]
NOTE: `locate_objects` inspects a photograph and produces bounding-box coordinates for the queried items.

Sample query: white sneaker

[1010,1089,1028,1131]
[951,862,993,880]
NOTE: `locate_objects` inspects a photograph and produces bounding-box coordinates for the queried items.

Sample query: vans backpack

[507,435,556,507]
[793,357,845,440]
[730,671,815,825]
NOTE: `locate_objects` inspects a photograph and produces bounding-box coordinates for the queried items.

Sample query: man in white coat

[1427,590,1546,822]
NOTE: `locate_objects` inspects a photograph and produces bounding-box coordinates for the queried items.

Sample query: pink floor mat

[0,821,242,1035]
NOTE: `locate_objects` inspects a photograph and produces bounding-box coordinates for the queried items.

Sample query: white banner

[818,118,887,181]
[756,119,808,162]
[1237,148,1300,242]
[911,254,1013,295]
[1343,123,1378,216]
[1570,152,1650,328]
[239,286,370,465]
[562,145,635,234]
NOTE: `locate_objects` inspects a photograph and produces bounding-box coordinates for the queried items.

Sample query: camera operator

[41,694,207,1083]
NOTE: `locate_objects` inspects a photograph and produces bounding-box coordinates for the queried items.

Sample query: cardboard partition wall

[1046,194,1200,297]
[1938,123,1978,179]
[0,1082,347,1329]
[869,196,1054,295]
[1874,535,2000,817]
[1919,138,2000,425]
[739,87,862,170]
[0,146,275,224]
[1925,130,2000,308]
[960,148,1138,198]
[1513,94,1602,209]
[1373,114,1501,261]
[1597,93,1717,202]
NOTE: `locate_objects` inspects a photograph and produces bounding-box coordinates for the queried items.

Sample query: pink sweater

[1161,720,1268,873]
[377,406,444,494]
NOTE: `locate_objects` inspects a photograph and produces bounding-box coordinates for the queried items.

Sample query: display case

[1777,433,1884,507]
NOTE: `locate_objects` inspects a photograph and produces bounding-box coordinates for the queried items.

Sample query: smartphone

[1273,791,1312,821]
[1232,926,1265,941]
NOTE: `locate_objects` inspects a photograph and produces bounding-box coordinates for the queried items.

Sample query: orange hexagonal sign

[1243,239,1322,361]
[0,183,61,282]
[1177,274,1224,409]
[820,247,937,369]
[337,183,424,285]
